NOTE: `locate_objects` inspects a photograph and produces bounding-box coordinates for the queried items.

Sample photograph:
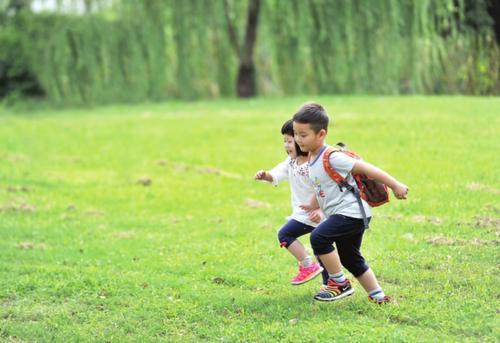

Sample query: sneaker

[313,279,354,301]
[291,262,323,285]
[368,295,392,304]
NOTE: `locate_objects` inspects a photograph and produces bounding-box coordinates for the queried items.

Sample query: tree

[223,0,260,98]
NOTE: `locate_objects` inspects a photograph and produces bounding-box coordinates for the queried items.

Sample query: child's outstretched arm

[352,160,409,199]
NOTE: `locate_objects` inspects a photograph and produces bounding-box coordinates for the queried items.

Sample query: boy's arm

[351,160,408,199]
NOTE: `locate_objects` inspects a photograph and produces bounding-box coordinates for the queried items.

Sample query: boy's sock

[328,272,346,283]
[368,287,386,300]
[300,256,313,268]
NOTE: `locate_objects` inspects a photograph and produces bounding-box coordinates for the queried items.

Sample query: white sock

[300,256,312,267]
[329,272,346,283]
[368,287,385,300]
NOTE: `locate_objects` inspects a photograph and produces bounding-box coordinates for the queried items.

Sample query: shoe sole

[313,288,355,302]
[291,267,324,285]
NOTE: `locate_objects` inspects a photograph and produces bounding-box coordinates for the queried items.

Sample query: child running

[255,119,331,286]
[292,103,409,303]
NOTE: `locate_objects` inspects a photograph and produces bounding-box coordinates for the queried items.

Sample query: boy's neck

[309,142,326,158]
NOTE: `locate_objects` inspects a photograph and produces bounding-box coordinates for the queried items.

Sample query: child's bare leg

[318,251,342,274]
[356,268,380,292]
[287,240,308,261]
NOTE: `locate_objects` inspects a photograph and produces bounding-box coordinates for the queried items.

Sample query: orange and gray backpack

[322,143,389,229]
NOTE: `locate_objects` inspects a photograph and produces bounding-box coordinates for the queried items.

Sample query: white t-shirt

[308,145,372,219]
[268,157,319,227]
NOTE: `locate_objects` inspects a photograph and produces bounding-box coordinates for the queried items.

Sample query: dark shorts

[310,214,371,277]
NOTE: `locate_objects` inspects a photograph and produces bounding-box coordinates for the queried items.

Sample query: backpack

[322,143,389,228]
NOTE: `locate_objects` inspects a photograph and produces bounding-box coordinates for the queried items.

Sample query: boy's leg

[277,220,323,285]
[335,227,391,304]
[310,216,354,301]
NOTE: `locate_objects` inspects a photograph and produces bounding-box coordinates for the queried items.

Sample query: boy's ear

[318,129,327,139]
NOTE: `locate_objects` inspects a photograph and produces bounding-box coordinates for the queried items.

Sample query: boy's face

[283,134,297,158]
[293,122,325,153]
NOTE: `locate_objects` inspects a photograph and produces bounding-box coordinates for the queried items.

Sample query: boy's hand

[308,209,323,223]
[392,182,409,200]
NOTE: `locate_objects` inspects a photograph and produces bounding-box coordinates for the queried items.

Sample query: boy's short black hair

[292,102,329,133]
[281,119,308,156]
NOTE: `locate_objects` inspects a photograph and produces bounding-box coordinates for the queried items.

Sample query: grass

[0,96,499,342]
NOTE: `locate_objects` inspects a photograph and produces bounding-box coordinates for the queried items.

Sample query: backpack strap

[322,147,346,185]
[322,147,370,229]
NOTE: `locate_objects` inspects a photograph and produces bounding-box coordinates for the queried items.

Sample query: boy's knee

[341,258,369,277]
[310,231,334,255]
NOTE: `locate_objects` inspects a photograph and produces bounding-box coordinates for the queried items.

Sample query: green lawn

[0,97,499,342]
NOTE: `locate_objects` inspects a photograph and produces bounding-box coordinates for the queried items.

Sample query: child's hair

[281,119,308,157]
[292,102,329,133]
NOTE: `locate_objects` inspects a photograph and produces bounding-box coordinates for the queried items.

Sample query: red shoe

[291,262,323,285]
[368,295,392,304]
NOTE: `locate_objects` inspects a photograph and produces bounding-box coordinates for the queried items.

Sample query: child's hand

[254,170,267,180]
[299,203,319,212]
[308,209,323,223]
[392,182,409,200]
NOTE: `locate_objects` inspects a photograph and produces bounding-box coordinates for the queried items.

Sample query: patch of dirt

[5,154,29,163]
[402,233,415,242]
[17,242,47,250]
[244,198,271,209]
[136,177,152,186]
[84,209,104,217]
[483,204,500,214]
[427,235,499,246]
[0,295,16,307]
[458,216,500,236]
[411,215,443,225]
[212,277,225,285]
[193,165,242,179]
[6,186,30,193]
[471,216,500,229]
[0,201,36,213]
[157,159,243,179]
[112,230,136,239]
[377,214,404,221]
[466,182,500,195]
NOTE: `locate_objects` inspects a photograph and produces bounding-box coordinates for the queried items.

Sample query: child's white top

[268,157,318,227]
[308,145,371,219]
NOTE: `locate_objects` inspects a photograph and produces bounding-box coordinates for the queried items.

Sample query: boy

[293,103,408,303]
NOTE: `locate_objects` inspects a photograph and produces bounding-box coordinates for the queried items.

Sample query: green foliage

[0,0,499,105]
[0,97,499,341]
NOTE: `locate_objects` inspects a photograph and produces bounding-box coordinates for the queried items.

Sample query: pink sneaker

[291,262,323,285]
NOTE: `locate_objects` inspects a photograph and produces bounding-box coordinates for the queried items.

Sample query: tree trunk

[224,0,261,98]
[487,0,500,45]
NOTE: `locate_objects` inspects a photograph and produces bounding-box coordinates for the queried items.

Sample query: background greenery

[0,97,498,341]
[1,0,500,105]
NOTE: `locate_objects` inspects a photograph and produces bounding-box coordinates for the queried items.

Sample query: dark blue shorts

[310,214,371,277]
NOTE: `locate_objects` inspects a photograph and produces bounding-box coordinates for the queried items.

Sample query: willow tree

[223,0,261,98]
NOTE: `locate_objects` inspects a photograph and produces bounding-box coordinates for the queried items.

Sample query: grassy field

[0,96,499,342]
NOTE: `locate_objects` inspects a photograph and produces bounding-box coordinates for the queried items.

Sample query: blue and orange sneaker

[368,295,392,304]
[313,278,354,301]
[291,262,323,285]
